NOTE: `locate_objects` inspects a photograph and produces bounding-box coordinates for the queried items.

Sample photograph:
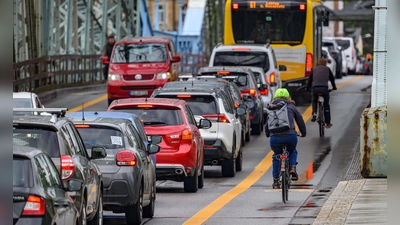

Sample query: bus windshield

[231,10,306,45]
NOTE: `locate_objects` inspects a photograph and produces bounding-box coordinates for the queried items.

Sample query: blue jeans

[270,134,298,179]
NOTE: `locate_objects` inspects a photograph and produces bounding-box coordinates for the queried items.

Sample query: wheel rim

[139,187,143,220]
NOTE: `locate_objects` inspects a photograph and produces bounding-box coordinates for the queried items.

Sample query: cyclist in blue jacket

[265,88,307,189]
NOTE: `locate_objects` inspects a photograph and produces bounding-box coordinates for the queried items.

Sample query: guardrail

[13,53,208,92]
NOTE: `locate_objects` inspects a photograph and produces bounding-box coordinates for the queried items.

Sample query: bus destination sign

[249,1,286,9]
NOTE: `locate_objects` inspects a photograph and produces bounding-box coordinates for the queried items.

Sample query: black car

[197,66,264,135]
[163,80,251,144]
[13,145,81,225]
[13,108,107,225]
[67,113,161,225]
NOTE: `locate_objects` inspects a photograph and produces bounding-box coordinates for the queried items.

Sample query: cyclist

[306,58,337,128]
[265,88,307,189]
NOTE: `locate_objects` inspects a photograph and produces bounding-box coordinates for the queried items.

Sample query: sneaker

[326,123,333,128]
[290,165,299,181]
[272,179,280,189]
[311,114,317,122]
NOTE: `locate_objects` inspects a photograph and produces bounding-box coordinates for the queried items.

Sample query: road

[45,75,372,225]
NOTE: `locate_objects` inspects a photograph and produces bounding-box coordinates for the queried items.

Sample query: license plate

[130,90,148,96]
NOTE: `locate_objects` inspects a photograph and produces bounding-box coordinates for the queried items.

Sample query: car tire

[125,183,143,225]
[241,131,245,147]
[79,197,87,225]
[108,98,113,106]
[222,142,236,177]
[251,123,262,135]
[245,129,251,142]
[88,191,103,225]
[198,164,204,189]
[235,147,243,172]
[184,167,199,193]
[143,183,155,218]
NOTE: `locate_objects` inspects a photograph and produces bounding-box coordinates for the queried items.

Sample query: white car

[13,92,51,115]
[322,47,337,78]
[325,37,357,74]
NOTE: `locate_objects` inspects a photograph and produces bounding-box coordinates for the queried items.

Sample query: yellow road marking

[264,189,315,193]
[183,151,273,225]
[182,75,364,225]
[68,94,108,112]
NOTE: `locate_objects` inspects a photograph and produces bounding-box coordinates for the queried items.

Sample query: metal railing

[13,53,209,92]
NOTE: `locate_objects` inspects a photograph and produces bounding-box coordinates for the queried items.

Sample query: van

[325,37,357,74]
[102,36,181,105]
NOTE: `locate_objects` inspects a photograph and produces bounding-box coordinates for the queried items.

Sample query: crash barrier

[360,105,387,178]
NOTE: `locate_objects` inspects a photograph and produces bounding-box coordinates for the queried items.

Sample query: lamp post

[155,0,160,30]
[178,0,183,35]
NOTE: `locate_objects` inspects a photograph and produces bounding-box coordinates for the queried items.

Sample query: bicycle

[316,89,332,137]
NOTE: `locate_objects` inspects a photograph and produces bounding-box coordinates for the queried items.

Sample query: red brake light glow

[232,3,239,9]
[259,89,268,95]
[181,129,192,140]
[217,71,230,75]
[75,124,90,128]
[299,4,305,10]
[177,94,192,98]
[270,72,276,84]
[22,195,45,216]
[241,88,257,98]
[234,102,239,108]
[116,150,137,166]
[233,47,250,51]
[60,155,75,180]
[306,53,313,77]
[137,104,153,108]
[202,114,230,123]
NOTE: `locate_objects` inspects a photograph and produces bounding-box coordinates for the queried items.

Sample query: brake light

[202,114,230,123]
[270,72,276,84]
[116,150,137,166]
[177,94,191,98]
[181,129,192,140]
[232,3,239,9]
[327,59,332,63]
[259,89,268,95]
[217,71,230,75]
[22,195,45,216]
[75,124,90,128]
[299,4,305,10]
[60,155,75,180]
[234,102,239,108]
[306,53,313,77]
[241,88,257,98]
[233,47,250,51]
[137,104,153,108]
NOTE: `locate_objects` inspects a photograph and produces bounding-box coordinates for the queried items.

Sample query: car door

[219,92,241,153]
[64,123,98,216]
[185,105,203,168]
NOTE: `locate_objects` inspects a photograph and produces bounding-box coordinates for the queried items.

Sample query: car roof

[13,92,34,99]
[67,112,134,126]
[164,80,230,89]
[213,44,271,52]
[110,98,185,107]
[116,36,172,44]
[199,66,251,73]
[153,87,220,96]
[13,115,67,129]
[13,145,45,158]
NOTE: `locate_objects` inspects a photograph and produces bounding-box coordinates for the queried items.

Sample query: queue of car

[13,37,285,225]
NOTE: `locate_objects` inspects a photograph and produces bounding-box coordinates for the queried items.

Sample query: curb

[38,84,106,104]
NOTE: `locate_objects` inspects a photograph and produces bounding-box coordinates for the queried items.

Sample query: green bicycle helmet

[274,88,290,98]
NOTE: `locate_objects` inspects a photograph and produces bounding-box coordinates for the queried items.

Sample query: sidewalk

[312,178,387,225]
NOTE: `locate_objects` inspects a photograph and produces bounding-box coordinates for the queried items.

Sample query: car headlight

[156,72,171,80]
[108,74,120,81]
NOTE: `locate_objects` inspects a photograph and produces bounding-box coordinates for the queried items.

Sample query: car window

[13,98,33,108]
[64,124,84,155]
[34,97,41,108]
[34,154,62,189]
[112,43,168,63]
[67,123,88,157]
[128,124,146,150]
[184,105,196,125]
[134,118,148,142]
[13,157,33,187]
[13,126,60,157]
[76,126,125,150]
[335,39,351,50]
[111,107,184,126]
[219,92,234,114]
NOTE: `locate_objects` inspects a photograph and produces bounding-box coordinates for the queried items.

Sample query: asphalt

[38,84,387,225]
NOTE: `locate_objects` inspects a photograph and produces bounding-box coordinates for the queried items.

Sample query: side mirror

[101,56,109,65]
[150,135,162,144]
[236,107,246,117]
[172,55,181,63]
[147,144,161,154]
[239,103,248,110]
[91,146,107,159]
[67,179,83,192]
[278,65,287,71]
[198,118,212,129]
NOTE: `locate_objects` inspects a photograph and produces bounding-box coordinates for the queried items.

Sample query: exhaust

[175,168,183,175]
[212,160,218,165]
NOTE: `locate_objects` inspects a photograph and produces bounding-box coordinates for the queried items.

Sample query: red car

[107,98,212,193]
[102,37,181,105]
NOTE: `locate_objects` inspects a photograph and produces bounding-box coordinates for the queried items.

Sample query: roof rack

[13,108,68,123]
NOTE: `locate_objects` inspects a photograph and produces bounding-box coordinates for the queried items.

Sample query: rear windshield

[110,107,184,126]
[112,43,168,63]
[13,157,33,188]
[213,51,270,72]
[335,40,351,50]
[199,72,249,89]
[252,72,263,85]
[322,42,336,51]
[13,98,33,115]
[13,127,60,157]
[76,127,125,149]
[155,95,218,115]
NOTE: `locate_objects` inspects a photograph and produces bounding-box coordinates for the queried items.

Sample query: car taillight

[181,129,192,140]
[203,114,230,123]
[234,102,239,108]
[259,88,268,95]
[306,53,313,77]
[327,59,332,63]
[330,51,338,55]
[241,88,257,98]
[22,195,45,216]
[270,72,276,84]
[116,150,137,166]
[61,155,75,180]
[352,49,355,59]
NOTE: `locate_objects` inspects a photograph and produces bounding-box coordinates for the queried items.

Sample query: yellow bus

[224,0,329,103]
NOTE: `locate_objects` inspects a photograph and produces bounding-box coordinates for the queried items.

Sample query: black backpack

[266,101,290,133]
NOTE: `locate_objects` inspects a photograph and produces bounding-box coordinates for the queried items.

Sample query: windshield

[112,43,168,63]
[231,8,306,45]
[213,52,270,72]
[322,42,336,51]
[110,108,184,126]
[13,127,60,157]
[13,157,33,188]
[76,127,125,149]
[335,40,351,50]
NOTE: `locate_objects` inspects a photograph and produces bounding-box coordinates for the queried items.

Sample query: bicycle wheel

[319,103,325,137]
[285,162,289,201]
[281,161,288,203]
